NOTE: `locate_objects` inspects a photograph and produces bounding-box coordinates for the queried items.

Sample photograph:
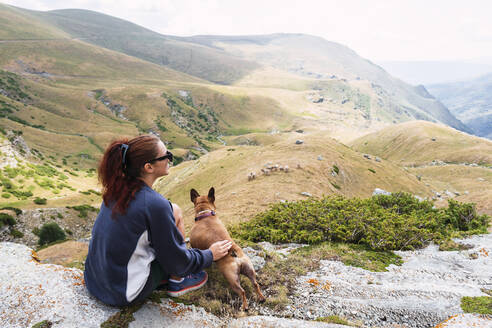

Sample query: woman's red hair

[98,135,160,218]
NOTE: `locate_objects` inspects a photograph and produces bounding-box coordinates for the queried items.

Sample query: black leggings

[131,260,167,304]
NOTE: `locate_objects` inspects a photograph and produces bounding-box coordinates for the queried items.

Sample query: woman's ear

[142,162,154,174]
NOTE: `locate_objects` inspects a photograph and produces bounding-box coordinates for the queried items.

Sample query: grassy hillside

[11,5,469,135]
[189,34,470,133]
[25,8,259,85]
[350,121,492,166]
[408,165,492,216]
[0,134,99,209]
[155,132,431,231]
[0,4,68,40]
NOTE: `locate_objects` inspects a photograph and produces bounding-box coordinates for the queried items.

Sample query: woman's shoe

[166,271,208,297]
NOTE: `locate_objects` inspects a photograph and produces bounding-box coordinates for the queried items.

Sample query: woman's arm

[147,197,213,276]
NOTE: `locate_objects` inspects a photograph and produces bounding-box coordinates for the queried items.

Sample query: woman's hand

[209,240,233,261]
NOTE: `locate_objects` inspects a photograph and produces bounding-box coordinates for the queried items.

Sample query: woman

[84,135,232,306]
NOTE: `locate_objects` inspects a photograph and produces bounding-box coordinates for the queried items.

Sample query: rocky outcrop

[261,233,492,328]
[0,242,118,328]
[1,236,490,328]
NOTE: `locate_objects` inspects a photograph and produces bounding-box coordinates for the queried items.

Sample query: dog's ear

[208,187,215,203]
[190,189,200,203]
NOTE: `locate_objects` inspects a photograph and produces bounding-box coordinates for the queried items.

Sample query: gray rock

[258,241,276,253]
[296,140,304,145]
[445,190,455,198]
[177,90,189,98]
[242,247,266,271]
[363,154,371,160]
[289,234,492,328]
[0,242,118,328]
[372,188,391,196]
[317,155,323,161]
[301,192,312,197]
[230,316,350,327]
[375,157,381,162]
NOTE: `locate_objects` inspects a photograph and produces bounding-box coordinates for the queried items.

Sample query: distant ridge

[428,73,492,140]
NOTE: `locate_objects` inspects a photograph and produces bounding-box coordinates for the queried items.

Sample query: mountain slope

[427,73,492,139]
[19,7,468,134]
[26,8,259,85]
[349,121,492,166]
[185,34,470,133]
[0,4,68,40]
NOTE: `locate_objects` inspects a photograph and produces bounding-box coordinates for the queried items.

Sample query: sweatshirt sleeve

[146,194,213,276]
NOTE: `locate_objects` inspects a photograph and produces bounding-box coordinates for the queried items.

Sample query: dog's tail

[229,242,244,258]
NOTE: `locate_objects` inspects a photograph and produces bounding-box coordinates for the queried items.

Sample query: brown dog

[189,187,265,311]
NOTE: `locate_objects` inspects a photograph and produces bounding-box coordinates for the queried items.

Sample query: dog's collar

[195,210,216,221]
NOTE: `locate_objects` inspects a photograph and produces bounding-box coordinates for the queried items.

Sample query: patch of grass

[100,302,143,328]
[65,259,84,270]
[315,315,353,326]
[31,320,52,328]
[461,296,492,315]
[332,165,339,174]
[172,263,244,315]
[439,239,474,251]
[264,285,289,309]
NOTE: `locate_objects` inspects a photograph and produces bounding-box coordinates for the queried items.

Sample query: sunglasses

[149,150,173,163]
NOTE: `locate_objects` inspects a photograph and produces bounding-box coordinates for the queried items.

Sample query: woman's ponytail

[98,135,160,218]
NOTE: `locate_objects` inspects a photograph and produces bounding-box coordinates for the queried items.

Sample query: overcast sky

[4,0,492,63]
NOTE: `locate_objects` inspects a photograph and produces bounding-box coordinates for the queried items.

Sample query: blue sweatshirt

[84,185,213,306]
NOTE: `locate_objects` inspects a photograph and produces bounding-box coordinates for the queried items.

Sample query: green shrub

[32,227,40,236]
[34,197,47,205]
[330,182,341,190]
[232,193,490,251]
[368,168,376,173]
[10,228,23,238]
[315,315,352,326]
[67,204,98,218]
[2,193,11,198]
[38,222,66,245]
[10,190,33,198]
[332,165,339,174]
[0,213,16,228]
